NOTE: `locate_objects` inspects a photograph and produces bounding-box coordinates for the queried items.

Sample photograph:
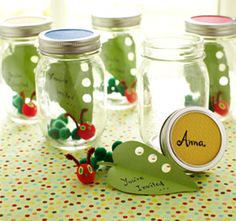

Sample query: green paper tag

[107,141,198,195]
[101,34,136,87]
[204,43,230,109]
[46,61,93,123]
[2,44,38,97]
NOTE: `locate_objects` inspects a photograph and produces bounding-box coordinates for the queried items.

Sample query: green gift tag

[2,44,38,97]
[204,43,230,112]
[46,61,93,123]
[106,141,198,195]
[101,34,136,88]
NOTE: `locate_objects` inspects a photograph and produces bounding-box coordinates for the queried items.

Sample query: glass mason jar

[137,34,209,148]
[36,29,106,151]
[92,11,141,110]
[0,16,51,124]
[185,15,236,120]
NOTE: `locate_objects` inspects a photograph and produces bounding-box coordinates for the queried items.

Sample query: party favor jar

[137,34,209,148]
[185,15,236,119]
[0,16,51,124]
[92,11,141,110]
[36,29,106,151]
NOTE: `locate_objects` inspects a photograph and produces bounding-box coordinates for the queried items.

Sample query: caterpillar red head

[65,148,95,184]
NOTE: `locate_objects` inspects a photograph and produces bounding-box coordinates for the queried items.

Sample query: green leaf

[184,62,207,106]
[101,34,136,88]
[107,141,198,195]
[204,43,230,109]
[2,44,38,97]
[45,61,93,123]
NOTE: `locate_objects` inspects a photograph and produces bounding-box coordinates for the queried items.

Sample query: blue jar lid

[39,28,100,55]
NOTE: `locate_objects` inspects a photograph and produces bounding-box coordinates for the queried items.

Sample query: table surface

[0,109,235,221]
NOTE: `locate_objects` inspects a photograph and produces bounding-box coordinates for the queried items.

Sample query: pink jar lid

[185,15,236,36]
[192,15,233,24]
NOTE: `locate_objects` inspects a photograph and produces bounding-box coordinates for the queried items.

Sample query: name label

[176,130,206,147]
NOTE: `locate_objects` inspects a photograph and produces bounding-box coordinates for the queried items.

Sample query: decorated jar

[0,16,51,124]
[36,29,106,151]
[92,11,141,110]
[185,15,236,119]
[137,34,209,147]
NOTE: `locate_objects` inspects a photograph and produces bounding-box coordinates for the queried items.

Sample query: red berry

[22,102,37,117]
[214,100,229,116]
[125,88,137,103]
[76,164,95,184]
[78,123,96,140]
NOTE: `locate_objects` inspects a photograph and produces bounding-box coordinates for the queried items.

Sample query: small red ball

[78,123,96,140]
[76,164,95,184]
[125,88,137,103]
[214,100,229,116]
[22,102,37,117]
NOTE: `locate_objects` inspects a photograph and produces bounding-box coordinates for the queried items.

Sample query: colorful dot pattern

[0,109,235,220]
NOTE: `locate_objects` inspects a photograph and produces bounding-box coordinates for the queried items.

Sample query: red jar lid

[185,15,236,36]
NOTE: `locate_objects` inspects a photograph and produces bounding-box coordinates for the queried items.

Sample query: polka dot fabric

[0,109,235,220]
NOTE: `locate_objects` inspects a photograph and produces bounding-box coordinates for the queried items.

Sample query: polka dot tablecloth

[0,109,235,221]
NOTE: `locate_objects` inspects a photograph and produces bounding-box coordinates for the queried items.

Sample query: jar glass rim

[142,34,204,61]
[143,34,202,50]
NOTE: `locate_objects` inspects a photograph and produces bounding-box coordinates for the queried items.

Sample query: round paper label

[170,112,221,166]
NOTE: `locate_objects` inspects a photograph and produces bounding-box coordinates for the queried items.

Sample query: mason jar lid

[185,15,236,36]
[160,107,226,172]
[92,10,141,28]
[0,16,52,38]
[38,28,101,55]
